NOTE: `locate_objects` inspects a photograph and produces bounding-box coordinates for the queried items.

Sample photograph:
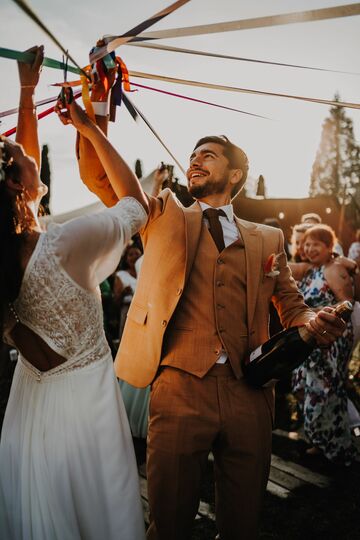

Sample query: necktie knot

[203,208,226,252]
[203,208,226,220]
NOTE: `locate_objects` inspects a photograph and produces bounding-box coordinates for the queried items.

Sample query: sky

[0,0,360,214]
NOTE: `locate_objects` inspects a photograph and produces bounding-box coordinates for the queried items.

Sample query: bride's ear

[6,177,23,193]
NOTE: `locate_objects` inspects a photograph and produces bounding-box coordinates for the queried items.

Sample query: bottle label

[249,344,263,363]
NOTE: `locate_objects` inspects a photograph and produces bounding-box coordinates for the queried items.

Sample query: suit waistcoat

[161,221,248,378]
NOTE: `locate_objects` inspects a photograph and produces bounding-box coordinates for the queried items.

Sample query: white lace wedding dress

[0,197,146,540]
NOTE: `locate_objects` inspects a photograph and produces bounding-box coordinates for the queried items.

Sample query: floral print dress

[292,265,357,465]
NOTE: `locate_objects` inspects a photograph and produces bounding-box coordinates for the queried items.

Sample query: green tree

[40,144,51,215]
[256,174,266,198]
[135,159,143,179]
[309,95,360,203]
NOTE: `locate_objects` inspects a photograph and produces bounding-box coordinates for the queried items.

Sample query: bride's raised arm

[56,91,148,214]
[16,46,44,170]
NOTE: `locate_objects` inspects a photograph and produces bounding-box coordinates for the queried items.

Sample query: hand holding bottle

[305,305,348,347]
[244,301,352,387]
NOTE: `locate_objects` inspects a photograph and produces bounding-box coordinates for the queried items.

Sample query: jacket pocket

[127,302,148,325]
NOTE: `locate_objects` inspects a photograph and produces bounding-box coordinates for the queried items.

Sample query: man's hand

[91,39,117,102]
[305,306,346,347]
[91,68,117,102]
[335,255,359,276]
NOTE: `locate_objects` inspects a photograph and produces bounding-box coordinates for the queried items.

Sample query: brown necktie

[203,208,226,252]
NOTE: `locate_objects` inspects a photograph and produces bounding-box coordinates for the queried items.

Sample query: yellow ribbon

[80,69,95,122]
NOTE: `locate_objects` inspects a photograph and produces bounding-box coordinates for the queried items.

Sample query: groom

[77,110,345,539]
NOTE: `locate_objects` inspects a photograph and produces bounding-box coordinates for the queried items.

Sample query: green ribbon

[0,47,80,75]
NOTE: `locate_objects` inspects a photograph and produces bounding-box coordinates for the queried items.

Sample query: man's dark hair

[193,135,249,197]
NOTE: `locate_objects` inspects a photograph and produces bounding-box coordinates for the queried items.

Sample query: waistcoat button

[217,258,224,265]
[162,320,167,327]
[216,281,223,287]
[176,288,183,296]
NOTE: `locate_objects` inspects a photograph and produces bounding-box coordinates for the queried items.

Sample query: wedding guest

[115,243,150,439]
[290,223,313,262]
[0,48,146,539]
[290,225,357,464]
[301,213,344,255]
[300,212,322,225]
[114,243,142,338]
[348,229,360,263]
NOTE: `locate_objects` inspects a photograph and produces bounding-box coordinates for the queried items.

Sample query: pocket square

[263,253,281,278]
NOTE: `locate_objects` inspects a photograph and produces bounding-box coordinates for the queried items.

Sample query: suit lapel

[183,201,203,283]
[235,218,263,331]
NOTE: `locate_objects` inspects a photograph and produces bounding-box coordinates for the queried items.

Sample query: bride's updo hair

[0,138,27,335]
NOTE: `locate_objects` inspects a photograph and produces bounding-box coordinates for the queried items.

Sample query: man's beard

[188,176,228,199]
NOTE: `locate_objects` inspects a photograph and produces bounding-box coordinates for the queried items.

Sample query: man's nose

[191,154,203,167]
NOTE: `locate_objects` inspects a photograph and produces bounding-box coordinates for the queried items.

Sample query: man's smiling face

[186,142,232,199]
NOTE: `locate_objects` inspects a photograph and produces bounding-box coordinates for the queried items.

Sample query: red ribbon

[1,92,82,137]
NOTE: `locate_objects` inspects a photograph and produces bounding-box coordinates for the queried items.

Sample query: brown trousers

[146,364,273,540]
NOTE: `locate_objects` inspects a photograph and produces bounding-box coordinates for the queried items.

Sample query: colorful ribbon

[129,70,360,110]
[0,94,67,118]
[1,92,82,137]
[127,42,360,77]
[11,0,88,78]
[130,82,269,120]
[0,47,79,75]
[89,0,190,64]
[131,3,360,41]
[125,95,185,174]
[80,74,95,122]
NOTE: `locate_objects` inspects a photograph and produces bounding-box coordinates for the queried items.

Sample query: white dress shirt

[199,202,240,247]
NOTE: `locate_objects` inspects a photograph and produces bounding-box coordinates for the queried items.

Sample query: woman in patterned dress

[290,225,357,465]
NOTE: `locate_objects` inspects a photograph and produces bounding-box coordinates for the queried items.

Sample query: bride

[0,47,147,539]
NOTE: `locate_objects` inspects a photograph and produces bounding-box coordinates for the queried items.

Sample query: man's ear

[230,169,243,187]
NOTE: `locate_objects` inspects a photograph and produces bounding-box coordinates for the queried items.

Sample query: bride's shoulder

[41,222,66,256]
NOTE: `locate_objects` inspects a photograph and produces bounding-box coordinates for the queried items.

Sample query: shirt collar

[199,201,234,223]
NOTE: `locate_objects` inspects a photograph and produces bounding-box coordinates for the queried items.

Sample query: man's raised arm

[76,60,119,207]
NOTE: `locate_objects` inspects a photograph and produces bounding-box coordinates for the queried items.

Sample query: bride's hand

[55,89,95,136]
[18,45,44,91]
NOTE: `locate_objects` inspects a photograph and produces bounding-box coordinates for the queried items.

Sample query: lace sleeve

[50,197,147,290]
[105,197,147,237]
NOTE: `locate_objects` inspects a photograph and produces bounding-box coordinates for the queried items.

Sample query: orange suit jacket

[114,189,314,390]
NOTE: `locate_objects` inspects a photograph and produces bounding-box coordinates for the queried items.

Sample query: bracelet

[19,106,37,112]
[21,85,36,89]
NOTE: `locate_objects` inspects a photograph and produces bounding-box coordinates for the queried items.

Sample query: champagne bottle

[243,300,353,388]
